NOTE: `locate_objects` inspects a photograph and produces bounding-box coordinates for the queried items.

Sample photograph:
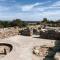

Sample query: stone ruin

[32,27,60,60]
[0,43,13,58]
[33,28,40,35]
[39,27,60,60]
[0,27,19,39]
[20,28,33,36]
[40,28,60,40]
[32,45,49,57]
[32,45,60,60]
[33,45,55,60]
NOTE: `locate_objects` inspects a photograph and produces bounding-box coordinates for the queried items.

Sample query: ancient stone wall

[40,28,60,40]
[20,28,33,36]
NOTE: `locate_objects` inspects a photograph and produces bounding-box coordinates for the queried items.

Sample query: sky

[0,0,60,21]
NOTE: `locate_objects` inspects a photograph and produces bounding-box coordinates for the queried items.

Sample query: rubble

[20,28,33,36]
[40,28,60,40]
[32,45,54,57]
[0,27,19,39]
[32,44,60,60]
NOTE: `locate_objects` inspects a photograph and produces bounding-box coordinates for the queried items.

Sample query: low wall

[0,27,19,39]
[20,28,33,36]
[40,29,60,40]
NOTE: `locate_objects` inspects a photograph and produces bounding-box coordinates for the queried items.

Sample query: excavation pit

[0,43,13,57]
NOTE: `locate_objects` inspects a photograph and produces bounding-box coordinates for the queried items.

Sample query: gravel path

[0,35,55,60]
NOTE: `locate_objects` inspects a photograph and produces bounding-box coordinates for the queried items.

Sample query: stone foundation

[20,28,33,36]
[40,28,60,40]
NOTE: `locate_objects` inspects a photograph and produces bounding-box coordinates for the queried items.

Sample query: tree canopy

[0,19,27,28]
[41,18,60,27]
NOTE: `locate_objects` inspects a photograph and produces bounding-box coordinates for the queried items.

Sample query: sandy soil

[0,35,55,60]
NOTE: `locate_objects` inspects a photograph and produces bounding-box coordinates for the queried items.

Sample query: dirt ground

[0,35,55,60]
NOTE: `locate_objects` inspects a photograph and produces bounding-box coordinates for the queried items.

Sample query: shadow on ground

[43,40,60,60]
[33,36,56,40]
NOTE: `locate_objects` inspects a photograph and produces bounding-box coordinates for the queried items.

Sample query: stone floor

[0,35,55,60]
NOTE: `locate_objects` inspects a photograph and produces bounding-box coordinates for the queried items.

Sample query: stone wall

[0,27,19,39]
[20,28,33,36]
[40,28,60,40]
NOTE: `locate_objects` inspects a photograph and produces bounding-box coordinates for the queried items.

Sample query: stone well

[0,43,13,58]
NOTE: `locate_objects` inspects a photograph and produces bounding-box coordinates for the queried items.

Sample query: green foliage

[41,18,60,27]
[0,19,27,28]
[11,19,22,27]
[42,18,49,23]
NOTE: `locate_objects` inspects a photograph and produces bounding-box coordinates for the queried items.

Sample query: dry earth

[0,35,55,60]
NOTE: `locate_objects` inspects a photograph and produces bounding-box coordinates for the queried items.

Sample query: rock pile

[33,28,40,35]
[21,28,33,36]
[33,45,60,60]
[0,27,19,39]
[33,45,51,57]
[33,45,56,60]
[40,28,60,40]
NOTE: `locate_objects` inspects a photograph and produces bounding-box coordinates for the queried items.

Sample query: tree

[0,19,27,28]
[0,21,4,28]
[42,18,49,23]
[2,21,10,27]
[10,19,27,27]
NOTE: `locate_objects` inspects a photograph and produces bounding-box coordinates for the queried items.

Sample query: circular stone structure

[32,45,54,57]
[0,43,13,57]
